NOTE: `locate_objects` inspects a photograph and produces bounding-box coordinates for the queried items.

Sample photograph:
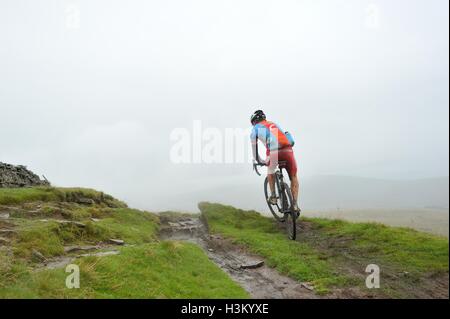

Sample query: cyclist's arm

[250,128,259,163]
[251,129,267,166]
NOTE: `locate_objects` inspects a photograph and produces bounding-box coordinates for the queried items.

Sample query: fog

[1,0,448,211]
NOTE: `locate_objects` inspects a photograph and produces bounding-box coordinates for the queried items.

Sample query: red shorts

[267,147,298,177]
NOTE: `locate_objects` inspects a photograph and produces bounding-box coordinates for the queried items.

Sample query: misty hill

[166,175,449,212]
[302,175,449,210]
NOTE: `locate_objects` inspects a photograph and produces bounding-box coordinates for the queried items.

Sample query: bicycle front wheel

[264,176,285,222]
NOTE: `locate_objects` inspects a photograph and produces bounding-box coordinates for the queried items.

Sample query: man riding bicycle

[250,110,301,214]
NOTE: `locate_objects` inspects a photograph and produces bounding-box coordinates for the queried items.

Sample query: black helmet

[250,110,266,125]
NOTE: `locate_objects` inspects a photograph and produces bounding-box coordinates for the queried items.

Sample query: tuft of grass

[13,222,65,259]
[0,242,249,299]
[199,202,351,293]
[10,208,160,262]
[94,209,160,244]
[0,187,59,205]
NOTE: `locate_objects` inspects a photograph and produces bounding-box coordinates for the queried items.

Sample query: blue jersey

[250,120,291,151]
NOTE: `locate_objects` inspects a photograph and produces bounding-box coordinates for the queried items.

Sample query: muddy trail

[159,214,450,299]
[159,215,323,299]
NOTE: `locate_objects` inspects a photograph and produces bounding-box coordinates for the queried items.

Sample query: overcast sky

[0,0,448,211]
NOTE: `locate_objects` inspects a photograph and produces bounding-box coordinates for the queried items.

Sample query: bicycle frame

[253,160,290,214]
[252,133,289,213]
[274,167,291,214]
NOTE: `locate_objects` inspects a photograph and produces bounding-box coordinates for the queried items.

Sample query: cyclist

[250,110,300,214]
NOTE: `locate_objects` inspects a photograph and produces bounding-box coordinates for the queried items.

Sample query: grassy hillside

[199,202,449,297]
[0,188,248,298]
[2,188,447,299]
[304,208,449,238]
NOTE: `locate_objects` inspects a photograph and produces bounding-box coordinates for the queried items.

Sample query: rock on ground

[0,162,50,188]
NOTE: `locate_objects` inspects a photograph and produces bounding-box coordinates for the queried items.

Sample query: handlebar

[253,161,267,176]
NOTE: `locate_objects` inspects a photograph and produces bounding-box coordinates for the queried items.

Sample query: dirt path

[159,215,322,299]
[160,214,449,299]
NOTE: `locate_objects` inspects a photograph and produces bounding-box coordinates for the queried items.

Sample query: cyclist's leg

[267,174,277,203]
[281,148,300,212]
[267,151,279,204]
[289,175,300,214]
[290,174,299,205]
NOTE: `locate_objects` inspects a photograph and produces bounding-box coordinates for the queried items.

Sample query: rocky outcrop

[0,162,50,188]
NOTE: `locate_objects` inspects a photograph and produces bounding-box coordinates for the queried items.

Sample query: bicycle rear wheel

[264,176,285,222]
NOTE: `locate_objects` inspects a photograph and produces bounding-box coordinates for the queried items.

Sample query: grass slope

[199,202,449,297]
[0,188,248,298]
[0,242,248,298]
[309,218,448,274]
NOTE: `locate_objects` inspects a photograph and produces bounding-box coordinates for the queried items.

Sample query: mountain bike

[253,161,297,240]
